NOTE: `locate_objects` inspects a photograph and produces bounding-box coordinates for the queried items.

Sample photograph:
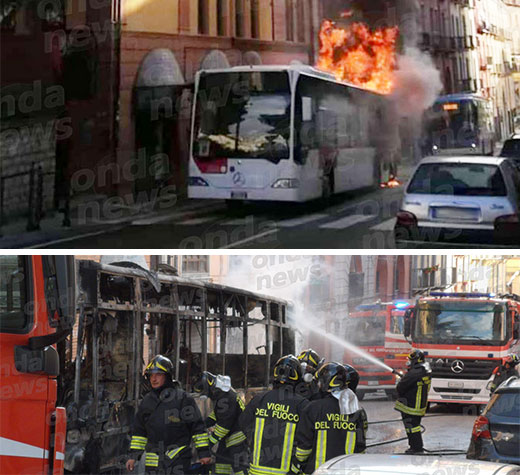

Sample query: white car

[313,454,520,474]
[394,156,520,245]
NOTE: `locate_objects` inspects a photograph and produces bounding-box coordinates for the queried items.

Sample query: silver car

[394,156,520,245]
[313,454,520,474]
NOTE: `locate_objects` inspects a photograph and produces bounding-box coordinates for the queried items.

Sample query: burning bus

[0,256,293,474]
[343,301,411,400]
[404,292,520,405]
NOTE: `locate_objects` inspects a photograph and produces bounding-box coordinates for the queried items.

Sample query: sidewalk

[0,194,226,249]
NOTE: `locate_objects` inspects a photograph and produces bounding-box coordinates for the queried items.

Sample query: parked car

[500,135,520,160]
[394,156,520,245]
[313,454,519,474]
[467,377,520,466]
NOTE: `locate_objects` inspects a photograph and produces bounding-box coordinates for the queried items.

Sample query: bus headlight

[272,178,300,189]
[189,177,209,187]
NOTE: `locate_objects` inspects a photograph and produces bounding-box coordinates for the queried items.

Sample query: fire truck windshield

[347,316,385,346]
[415,301,508,344]
[0,256,29,332]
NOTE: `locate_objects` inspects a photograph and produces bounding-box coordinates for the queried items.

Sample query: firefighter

[489,353,520,394]
[394,350,432,454]
[193,371,249,475]
[342,364,360,394]
[297,349,324,400]
[239,355,309,475]
[292,362,367,474]
[126,355,212,474]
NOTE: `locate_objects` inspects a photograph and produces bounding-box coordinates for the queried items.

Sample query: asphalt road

[41,185,520,249]
[361,391,476,458]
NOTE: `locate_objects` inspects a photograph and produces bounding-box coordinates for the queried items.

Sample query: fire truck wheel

[356,390,366,401]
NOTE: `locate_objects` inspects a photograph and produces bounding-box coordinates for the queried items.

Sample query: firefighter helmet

[505,353,520,367]
[316,362,347,393]
[193,371,217,396]
[407,350,426,367]
[144,355,174,380]
[297,349,324,373]
[343,364,360,392]
[273,355,302,385]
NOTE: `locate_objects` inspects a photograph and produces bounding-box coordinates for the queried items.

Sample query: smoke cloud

[392,47,443,118]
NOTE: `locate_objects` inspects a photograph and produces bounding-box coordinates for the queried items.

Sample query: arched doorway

[200,50,231,70]
[134,49,186,195]
[243,51,262,66]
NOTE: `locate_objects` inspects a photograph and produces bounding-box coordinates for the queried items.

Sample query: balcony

[464,36,476,49]
[420,32,431,49]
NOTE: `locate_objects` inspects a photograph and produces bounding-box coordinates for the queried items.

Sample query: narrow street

[362,393,476,458]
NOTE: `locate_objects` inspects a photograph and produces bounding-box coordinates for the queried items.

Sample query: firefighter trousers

[401,414,423,451]
[214,441,249,475]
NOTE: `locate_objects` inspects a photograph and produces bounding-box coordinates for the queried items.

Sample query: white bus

[188,65,388,204]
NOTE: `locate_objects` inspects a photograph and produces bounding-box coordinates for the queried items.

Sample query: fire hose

[366,415,468,455]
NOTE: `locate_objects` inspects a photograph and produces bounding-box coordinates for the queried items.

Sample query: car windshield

[500,139,520,158]
[414,301,507,344]
[407,163,507,196]
[487,392,520,418]
[347,316,385,346]
[193,72,291,160]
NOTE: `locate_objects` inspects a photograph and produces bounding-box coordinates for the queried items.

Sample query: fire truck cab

[404,292,520,405]
[344,301,411,400]
[0,256,74,475]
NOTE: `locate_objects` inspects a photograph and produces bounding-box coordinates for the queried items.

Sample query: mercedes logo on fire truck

[451,360,465,373]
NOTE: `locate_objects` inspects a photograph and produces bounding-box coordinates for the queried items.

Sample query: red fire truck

[344,301,411,400]
[0,256,74,475]
[404,292,520,405]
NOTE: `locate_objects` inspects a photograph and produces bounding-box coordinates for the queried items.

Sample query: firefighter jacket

[129,383,210,469]
[240,385,309,475]
[394,363,432,417]
[490,365,519,392]
[206,388,247,449]
[292,393,367,474]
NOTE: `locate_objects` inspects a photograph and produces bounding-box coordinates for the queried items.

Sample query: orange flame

[380,177,403,188]
[316,17,399,95]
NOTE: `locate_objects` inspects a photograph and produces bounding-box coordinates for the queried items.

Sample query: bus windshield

[414,301,508,344]
[348,316,385,346]
[193,71,291,160]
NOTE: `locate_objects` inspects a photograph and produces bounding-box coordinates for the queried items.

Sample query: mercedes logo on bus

[233,172,245,186]
[451,360,465,373]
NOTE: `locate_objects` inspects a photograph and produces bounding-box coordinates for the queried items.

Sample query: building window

[286,0,294,41]
[251,0,259,38]
[235,0,244,37]
[182,256,209,274]
[217,0,226,36]
[296,0,305,43]
[348,257,364,300]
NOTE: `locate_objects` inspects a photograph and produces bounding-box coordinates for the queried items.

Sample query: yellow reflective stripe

[253,417,265,466]
[192,433,209,447]
[209,411,217,421]
[166,445,187,460]
[214,424,230,438]
[130,435,147,449]
[249,465,287,475]
[315,429,327,471]
[395,400,426,416]
[145,452,159,467]
[225,431,246,447]
[215,463,232,474]
[415,383,423,411]
[237,396,246,411]
[410,425,422,433]
[281,422,296,472]
[345,430,356,454]
[209,433,219,445]
[295,446,312,462]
